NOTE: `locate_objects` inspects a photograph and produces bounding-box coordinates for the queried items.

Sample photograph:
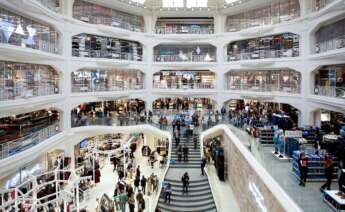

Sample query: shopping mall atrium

[1,0,345,211]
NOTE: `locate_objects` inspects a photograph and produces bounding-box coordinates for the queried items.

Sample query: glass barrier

[36,0,61,13]
[73,0,144,32]
[0,122,61,160]
[71,69,144,93]
[155,25,214,34]
[154,45,216,62]
[314,86,345,98]
[0,61,60,101]
[72,33,143,61]
[226,0,300,32]
[153,71,215,89]
[226,69,301,93]
[311,0,334,12]
[227,33,300,61]
[0,7,60,54]
[315,17,345,54]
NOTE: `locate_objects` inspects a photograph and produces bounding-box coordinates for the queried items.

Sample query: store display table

[324,190,345,211]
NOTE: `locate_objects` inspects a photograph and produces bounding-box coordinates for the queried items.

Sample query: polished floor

[229,125,334,212]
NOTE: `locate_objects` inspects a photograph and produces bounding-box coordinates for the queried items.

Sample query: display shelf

[323,190,345,211]
[291,151,339,182]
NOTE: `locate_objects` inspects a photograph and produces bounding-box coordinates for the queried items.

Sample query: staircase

[157,133,218,212]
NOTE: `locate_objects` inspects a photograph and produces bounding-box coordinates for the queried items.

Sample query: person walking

[164,183,172,204]
[320,155,334,191]
[181,172,190,195]
[183,145,189,162]
[201,157,207,176]
[128,192,135,212]
[298,152,308,186]
[177,145,182,162]
[140,175,147,194]
[134,176,140,192]
[193,137,198,150]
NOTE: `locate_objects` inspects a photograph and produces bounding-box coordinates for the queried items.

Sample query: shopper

[181,172,190,194]
[193,136,198,149]
[128,192,135,212]
[201,157,207,176]
[320,155,334,191]
[183,144,189,162]
[136,192,145,212]
[298,152,308,186]
[164,183,172,203]
[141,175,147,194]
[134,176,140,192]
[177,145,182,162]
[95,168,101,184]
[136,165,141,178]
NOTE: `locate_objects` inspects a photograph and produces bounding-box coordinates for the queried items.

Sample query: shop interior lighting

[15,22,25,35]
[204,52,212,61]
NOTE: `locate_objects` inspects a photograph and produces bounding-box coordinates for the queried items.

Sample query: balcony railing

[311,0,335,12]
[72,49,142,61]
[227,83,300,93]
[35,0,61,13]
[0,85,60,101]
[154,54,216,62]
[314,85,345,98]
[153,82,215,89]
[315,35,345,54]
[72,83,144,93]
[155,26,214,35]
[0,122,61,160]
[227,49,299,61]
[76,15,144,32]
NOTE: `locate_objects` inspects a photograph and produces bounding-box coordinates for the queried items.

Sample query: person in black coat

[298,152,308,186]
[140,176,147,194]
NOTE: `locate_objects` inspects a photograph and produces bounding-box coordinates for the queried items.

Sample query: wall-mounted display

[226,0,300,32]
[153,70,215,89]
[72,33,143,61]
[155,17,214,34]
[0,61,60,101]
[154,44,216,62]
[227,33,300,61]
[226,69,301,93]
[71,69,144,92]
[73,0,144,32]
[0,7,59,53]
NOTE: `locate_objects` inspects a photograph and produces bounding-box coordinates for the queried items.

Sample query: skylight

[225,0,239,4]
[186,0,208,8]
[162,0,184,7]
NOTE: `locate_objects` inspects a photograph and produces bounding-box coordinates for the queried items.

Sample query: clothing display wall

[73,0,144,32]
[0,61,60,101]
[226,69,300,93]
[71,69,144,92]
[315,17,345,53]
[154,45,216,62]
[226,0,300,32]
[153,70,215,89]
[0,7,59,53]
[72,33,143,61]
[155,17,214,34]
[314,64,345,97]
[227,33,300,61]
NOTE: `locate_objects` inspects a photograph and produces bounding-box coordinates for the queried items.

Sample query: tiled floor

[229,125,334,212]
